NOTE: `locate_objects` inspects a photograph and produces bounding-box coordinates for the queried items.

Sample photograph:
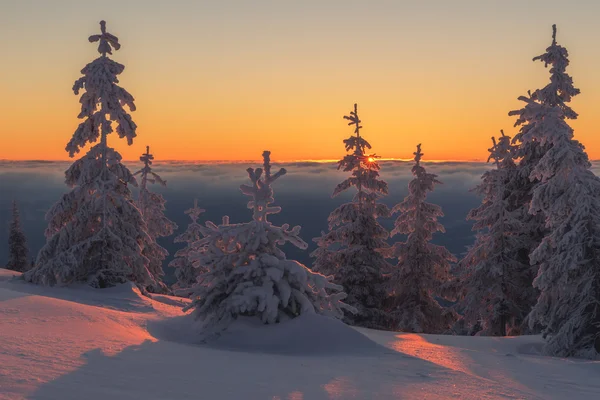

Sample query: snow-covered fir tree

[6,201,29,272]
[384,144,456,333]
[134,146,178,293]
[455,132,536,336]
[25,21,155,289]
[509,25,600,358]
[169,198,205,292]
[184,151,353,337]
[311,104,391,329]
[507,24,582,334]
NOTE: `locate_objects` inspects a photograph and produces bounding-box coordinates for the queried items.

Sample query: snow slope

[1,268,599,400]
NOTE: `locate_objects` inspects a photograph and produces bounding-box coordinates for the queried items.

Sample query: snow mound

[207,313,391,355]
[6,277,156,314]
[149,293,190,308]
[0,268,21,282]
[3,269,600,399]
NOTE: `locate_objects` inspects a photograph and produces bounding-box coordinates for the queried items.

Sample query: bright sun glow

[367,157,376,163]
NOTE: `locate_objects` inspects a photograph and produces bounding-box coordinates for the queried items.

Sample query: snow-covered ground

[1,268,598,400]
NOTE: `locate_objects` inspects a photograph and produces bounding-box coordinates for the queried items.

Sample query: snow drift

[205,313,390,355]
[2,268,600,400]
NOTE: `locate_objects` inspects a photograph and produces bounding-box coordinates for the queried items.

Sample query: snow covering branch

[134,146,178,293]
[385,144,456,333]
[240,151,287,223]
[311,104,391,329]
[185,152,352,337]
[507,25,600,358]
[25,22,153,291]
[343,103,362,138]
[454,131,536,336]
[67,20,137,157]
[88,20,121,56]
[170,199,207,291]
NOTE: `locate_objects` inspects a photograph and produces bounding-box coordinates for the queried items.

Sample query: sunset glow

[2,2,600,396]
[2,1,600,163]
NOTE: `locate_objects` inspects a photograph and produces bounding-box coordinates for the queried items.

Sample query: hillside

[1,268,598,400]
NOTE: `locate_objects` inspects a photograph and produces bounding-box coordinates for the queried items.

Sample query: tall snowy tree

[134,146,178,293]
[311,104,391,329]
[507,24,581,333]
[184,151,353,337]
[25,21,155,289]
[384,144,456,333]
[455,132,536,336]
[6,201,29,272]
[169,198,206,292]
[509,25,600,358]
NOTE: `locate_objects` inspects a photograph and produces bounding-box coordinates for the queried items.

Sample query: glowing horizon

[2,1,600,162]
[0,157,497,164]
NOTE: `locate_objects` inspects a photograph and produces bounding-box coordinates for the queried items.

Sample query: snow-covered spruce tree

[455,132,536,336]
[24,21,154,289]
[169,199,206,292]
[311,104,391,329]
[6,200,30,272]
[134,146,178,293]
[509,25,600,358]
[384,144,456,333]
[184,151,353,337]
[507,24,583,334]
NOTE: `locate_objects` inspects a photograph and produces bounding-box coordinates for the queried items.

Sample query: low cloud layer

[4,159,588,283]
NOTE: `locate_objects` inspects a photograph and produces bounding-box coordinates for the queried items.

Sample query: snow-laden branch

[185,152,353,337]
[25,22,152,291]
[385,144,457,333]
[311,104,391,329]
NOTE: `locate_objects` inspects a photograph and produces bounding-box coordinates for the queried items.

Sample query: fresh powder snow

[2,268,600,400]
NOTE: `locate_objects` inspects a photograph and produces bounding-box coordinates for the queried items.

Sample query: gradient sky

[1,0,599,162]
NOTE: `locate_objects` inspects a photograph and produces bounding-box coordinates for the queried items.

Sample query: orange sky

[1,1,599,162]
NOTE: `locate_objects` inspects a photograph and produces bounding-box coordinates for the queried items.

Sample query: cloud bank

[3,159,568,282]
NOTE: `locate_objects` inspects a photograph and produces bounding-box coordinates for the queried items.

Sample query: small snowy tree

[455,132,536,336]
[384,144,456,333]
[509,25,600,358]
[169,198,206,292]
[184,151,353,337]
[25,21,154,289]
[311,104,391,329]
[6,201,29,272]
[134,146,178,293]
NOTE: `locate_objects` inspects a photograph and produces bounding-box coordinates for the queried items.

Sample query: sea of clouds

[6,159,589,283]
